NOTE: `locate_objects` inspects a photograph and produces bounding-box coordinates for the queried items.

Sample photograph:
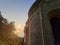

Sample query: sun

[13,24,24,37]
[14,24,21,36]
[15,24,21,30]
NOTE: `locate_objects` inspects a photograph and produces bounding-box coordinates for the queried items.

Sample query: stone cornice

[28,0,42,17]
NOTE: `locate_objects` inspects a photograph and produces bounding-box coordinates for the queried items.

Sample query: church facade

[24,0,60,45]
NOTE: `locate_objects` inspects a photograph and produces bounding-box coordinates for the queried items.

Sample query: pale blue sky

[0,0,35,37]
[0,0,35,24]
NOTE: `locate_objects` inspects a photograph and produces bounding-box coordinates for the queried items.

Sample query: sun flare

[14,24,24,37]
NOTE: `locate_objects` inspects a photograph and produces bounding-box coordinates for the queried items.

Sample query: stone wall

[25,0,60,45]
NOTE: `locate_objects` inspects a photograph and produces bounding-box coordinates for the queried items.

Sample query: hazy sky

[0,0,35,37]
[0,0,35,24]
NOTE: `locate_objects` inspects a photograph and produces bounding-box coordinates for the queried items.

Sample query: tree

[0,12,20,45]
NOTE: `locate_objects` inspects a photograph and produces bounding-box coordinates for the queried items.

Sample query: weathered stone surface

[24,0,60,45]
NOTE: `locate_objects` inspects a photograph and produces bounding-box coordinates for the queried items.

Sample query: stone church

[24,0,60,45]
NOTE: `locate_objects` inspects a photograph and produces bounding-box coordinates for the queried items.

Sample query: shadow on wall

[47,9,60,45]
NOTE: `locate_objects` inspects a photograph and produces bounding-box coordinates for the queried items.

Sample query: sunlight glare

[14,24,24,37]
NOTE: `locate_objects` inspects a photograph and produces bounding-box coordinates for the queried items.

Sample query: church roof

[28,0,42,15]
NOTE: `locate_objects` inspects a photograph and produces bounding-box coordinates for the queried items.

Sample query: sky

[0,0,35,37]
